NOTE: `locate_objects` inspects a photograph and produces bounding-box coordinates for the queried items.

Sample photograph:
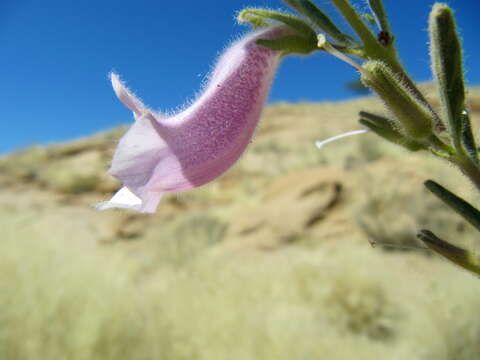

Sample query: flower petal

[96,186,163,213]
[100,26,291,213]
[110,73,149,118]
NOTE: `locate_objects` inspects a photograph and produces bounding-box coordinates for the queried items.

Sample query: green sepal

[366,0,391,34]
[238,8,317,41]
[424,179,480,232]
[256,35,317,54]
[283,0,359,47]
[361,61,434,139]
[460,110,479,164]
[359,111,427,151]
[359,110,394,129]
[417,230,480,276]
[238,13,269,29]
[429,3,466,149]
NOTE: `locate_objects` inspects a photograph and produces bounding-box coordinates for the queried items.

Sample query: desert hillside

[2,85,480,359]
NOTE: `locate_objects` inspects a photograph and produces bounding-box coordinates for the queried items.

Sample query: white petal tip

[96,187,143,212]
[95,187,163,214]
[95,201,141,212]
[110,73,123,94]
[109,73,147,116]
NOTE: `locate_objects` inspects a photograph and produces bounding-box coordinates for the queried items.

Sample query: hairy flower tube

[97,26,290,213]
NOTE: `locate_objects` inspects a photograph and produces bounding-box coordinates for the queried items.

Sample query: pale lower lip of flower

[97,26,291,213]
[315,129,369,149]
[96,186,144,212]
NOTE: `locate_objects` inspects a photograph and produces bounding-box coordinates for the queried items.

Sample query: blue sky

[1,0,479,153]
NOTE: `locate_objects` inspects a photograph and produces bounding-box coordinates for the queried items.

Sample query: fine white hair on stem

[315,129,369,149]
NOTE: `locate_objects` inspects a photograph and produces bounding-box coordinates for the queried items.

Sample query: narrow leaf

[283,0,358,46]
[366,0,391,34]
[329,0,381,53]
[460,109,479,164]
[256,35,317,54]
[359,111,393,128]
[359,111,427,151]
[429,3,466,149]
[238,8,317,42]
[417,229,480,276]
[424,179,480,232]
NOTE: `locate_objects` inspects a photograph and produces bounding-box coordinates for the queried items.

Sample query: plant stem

[329,0,444,131]
[457,157,480,192]
[329,0,380,54]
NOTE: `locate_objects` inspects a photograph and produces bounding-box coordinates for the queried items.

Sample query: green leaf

[359,111,393,128]
[417,229,480,276]
[238,9,319,54]
[256,35,317,54]
[283,0,359,47]
[424,179,480,232]
[429,3,466,149]
[329,0,381,54]
[366,0,391,34]
[460,110,479,164]
[359,111,427,151]
[238,8,317,41]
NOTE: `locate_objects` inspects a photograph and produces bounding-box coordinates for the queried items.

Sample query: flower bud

[429,3,467,148]
[361,61,433,139]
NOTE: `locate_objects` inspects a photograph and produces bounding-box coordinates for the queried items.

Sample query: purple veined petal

[97,25,291,213]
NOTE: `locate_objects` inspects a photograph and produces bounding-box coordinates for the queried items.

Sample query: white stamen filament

[317,34,375,82]
[315,129,369,149]
[317,34,363,70]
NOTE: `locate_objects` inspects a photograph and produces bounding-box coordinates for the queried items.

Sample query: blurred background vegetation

[1,85,480,359]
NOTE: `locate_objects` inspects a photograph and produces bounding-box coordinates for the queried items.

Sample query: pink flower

[97,26,289,213]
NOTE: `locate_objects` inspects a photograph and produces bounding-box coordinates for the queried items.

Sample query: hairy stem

[329,0,444,131]
[457,157,480,192]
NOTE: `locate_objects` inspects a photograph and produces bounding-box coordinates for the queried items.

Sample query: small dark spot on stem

[377,31,391,47]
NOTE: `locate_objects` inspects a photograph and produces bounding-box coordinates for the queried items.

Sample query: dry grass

[2,214,480,360]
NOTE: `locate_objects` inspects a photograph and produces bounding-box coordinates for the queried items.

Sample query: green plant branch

[454,156,480,192]
[329,0,380,54]
[273,0,480,275]
[328,0,444,132]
